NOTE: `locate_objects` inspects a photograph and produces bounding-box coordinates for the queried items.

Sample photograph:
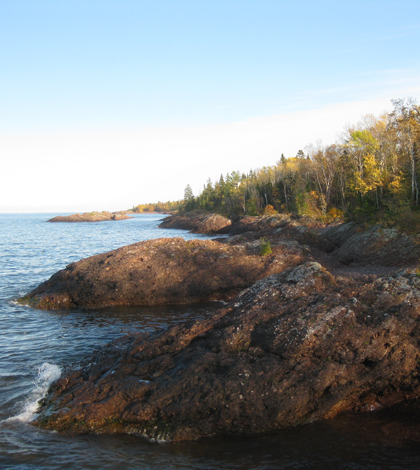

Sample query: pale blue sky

[1,0,420,211]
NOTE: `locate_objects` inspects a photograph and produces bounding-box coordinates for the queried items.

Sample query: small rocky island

[19,212,420,441]
[48,211,133,223]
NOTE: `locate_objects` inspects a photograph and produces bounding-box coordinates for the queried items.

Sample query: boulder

[34,263,420,441]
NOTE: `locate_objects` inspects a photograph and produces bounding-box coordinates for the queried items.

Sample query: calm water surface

[0,213,419,469]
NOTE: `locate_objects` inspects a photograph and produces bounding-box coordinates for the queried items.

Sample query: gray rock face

[324,222,360,247]
[333,225,420,266]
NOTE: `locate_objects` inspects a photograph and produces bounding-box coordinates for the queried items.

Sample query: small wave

[7,362,61,423]
[8,298,30,308]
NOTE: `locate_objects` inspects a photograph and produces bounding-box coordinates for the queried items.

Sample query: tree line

[130,200,183,213]
[181,98,420,232]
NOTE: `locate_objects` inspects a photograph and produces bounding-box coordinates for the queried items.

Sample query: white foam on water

[7,362,61,423]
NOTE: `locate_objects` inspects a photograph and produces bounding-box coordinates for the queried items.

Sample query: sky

[1,0,420,212]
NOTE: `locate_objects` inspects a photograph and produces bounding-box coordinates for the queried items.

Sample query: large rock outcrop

[158,212,232,234]
[325,224,420,266]
[193,214,232,234]
[227,217,336,253]
[48,211,132,223]
[324,222,360,247]
[19,237,304,310]
[228,215,291,235]
[34,263,420,441]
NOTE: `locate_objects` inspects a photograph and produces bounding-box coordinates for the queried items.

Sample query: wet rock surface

[35,262,420,441]
[48,211,132,222]
[19,237,304,310]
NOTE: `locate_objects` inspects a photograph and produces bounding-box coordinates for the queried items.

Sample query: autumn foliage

[181,98,420,231]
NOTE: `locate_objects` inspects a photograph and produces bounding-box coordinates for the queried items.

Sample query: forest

[134,99,420,232]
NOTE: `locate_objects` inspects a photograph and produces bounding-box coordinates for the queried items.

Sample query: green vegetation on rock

[259,237,272,256]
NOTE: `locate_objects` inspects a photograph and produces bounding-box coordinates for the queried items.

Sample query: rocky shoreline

[19,212,420,441]
[34,262,420,441]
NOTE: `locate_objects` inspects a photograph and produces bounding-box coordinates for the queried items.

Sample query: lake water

[1,213,419,469]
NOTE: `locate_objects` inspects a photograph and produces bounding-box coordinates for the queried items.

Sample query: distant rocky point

[48,211,133,223]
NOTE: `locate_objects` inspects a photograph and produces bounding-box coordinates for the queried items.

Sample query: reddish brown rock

[19,237,304,310]
[34,263,420,441]
[192,214,232,234]
[48,211,132,223]
[159,212,231,234]
[228,215,291,235]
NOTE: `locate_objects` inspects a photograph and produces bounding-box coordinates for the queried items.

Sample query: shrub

[327,207,344,220]
[263,204,277,215]
[260,237,272,256]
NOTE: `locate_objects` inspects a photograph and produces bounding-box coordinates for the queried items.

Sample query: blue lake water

[0,213,419,469]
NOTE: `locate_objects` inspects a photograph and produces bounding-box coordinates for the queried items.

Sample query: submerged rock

[48,211,132,223]
[34,263,420,441]
[19,237,304,310]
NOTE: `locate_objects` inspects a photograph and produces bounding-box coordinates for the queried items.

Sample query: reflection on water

[0,213,420,469]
